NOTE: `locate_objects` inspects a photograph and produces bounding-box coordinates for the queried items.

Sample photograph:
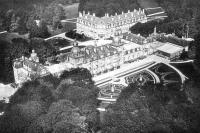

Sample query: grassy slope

[62,3,79,19]
[137,0,159,8]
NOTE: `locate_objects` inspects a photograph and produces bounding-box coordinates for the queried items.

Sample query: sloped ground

[62,3,79,19]
[137,0,159,8]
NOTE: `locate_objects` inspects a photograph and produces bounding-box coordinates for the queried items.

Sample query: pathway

[170,60,194,64]
[44,32,80,43]
[163,62,188,84]
[0,31,7,34]
[61,18,77,23]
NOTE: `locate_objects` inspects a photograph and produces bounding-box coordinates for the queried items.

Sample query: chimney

[93,13,95,17]
[128,10,130,13]
[88,11,90,15]
[122,11,124,14]
[21,56,25,60]
[139,8,141,12]
[125,14,127,17]
[131,12,134,17]
[107,13,109,17]
[83,10,85,15]
[115,13,118,16]
[134,9,136,12]
[79,12,82,17]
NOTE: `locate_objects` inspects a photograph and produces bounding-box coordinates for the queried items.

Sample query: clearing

[137,0,159,8]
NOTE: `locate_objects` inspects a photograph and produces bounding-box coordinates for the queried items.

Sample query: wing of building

[76,9,147,39]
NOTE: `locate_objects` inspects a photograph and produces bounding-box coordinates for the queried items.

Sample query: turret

[154,26,157,35]
[29,49,39,63]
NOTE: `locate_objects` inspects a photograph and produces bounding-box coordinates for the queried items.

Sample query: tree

[27,100,87,133]
[26,16,40,38]
[30,37,57,63]
[56,68,99,131]
[9,14,20,32]
[2,9,14,31]
[9,38,30,59]
[38,19,50,38]
[194,33,200,69]
[0,105,29,133]
[195,9,200,31]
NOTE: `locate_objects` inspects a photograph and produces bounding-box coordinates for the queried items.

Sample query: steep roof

[157,42,184,54]
[79,9,146,26]
[145,7,165,17]
[123,32,145,45]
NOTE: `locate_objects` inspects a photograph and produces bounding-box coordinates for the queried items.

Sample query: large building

[57,36,148,76]
[76,9,147,39]
[13,9,186,86]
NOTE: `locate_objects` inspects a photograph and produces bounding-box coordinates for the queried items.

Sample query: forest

[0,68,100,133]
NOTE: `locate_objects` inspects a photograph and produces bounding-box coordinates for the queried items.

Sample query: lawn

[137,0,159,8]
[62,3,79,19]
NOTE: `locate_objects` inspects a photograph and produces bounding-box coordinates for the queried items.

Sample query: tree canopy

[0,68,99,133]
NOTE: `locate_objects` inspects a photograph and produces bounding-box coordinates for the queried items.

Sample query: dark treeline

[0,68,100,133]
[102,81,200,133]
[79,0,140,17]
[0,35,58,83]
[0,0,79,34]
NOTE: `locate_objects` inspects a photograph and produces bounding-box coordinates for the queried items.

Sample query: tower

[29,50,39,63]
[13,57,29,85]
[153,26,157,35]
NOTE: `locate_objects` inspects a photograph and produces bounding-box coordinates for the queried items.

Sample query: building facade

[59,35,153,76]
[76,9,147,39]
[13,50,50,85]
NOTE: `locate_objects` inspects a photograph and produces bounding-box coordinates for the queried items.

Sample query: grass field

[62,3,79,19]
[137,0,159,8]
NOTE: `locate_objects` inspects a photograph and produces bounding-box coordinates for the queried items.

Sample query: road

[0,31,7,34]
[44,32,81,43]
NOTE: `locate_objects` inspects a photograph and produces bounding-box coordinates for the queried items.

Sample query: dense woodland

[79,0,140,17]
[0,68,100,133]
[102,81,200,133]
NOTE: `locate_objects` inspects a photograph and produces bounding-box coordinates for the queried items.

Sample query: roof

[123,43,141,50]
[78,9,146,26]
[147,12,167,18]
[79,39,113,47]
[45,63,72,74]
[145,7,165,16]
[123,32,145,45]
[157,43,184,54]
[23,59,39,71]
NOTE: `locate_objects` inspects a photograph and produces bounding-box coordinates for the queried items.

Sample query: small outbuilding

[156,42,184,60]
